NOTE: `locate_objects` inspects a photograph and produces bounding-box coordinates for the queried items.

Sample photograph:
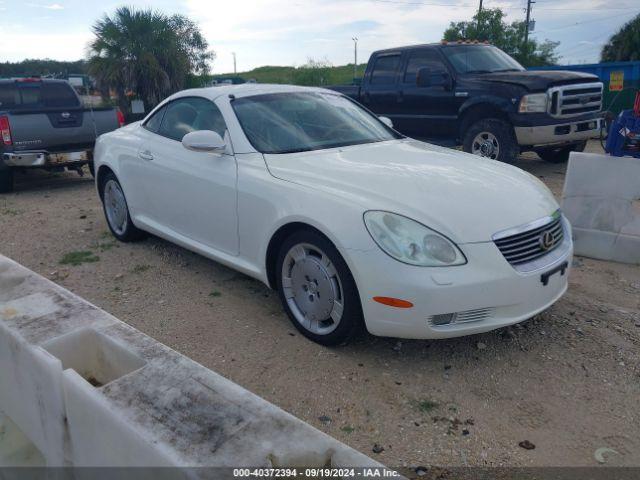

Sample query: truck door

[395,48,458,139]
[360,53,402,118]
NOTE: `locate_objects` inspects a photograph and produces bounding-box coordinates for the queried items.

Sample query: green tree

[87,6,214,113]
[601,13,640,62]
[443,8,559,67]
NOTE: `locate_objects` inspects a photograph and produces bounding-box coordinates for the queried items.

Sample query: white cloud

[26,2,64,9]
[185,0,488,72]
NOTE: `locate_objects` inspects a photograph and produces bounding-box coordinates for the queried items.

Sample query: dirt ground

[1,140,638,470]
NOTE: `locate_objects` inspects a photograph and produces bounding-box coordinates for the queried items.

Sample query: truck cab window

[404,50,447,85]
[370,55,400,85]
[0,84,18,109]
[42,83,80,108]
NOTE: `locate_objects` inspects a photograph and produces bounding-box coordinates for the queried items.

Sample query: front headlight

[363,211,466,267]
[518,93,548,113]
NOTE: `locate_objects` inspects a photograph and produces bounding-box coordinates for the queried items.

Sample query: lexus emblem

[61,112,71,119]
[539,231,555,250]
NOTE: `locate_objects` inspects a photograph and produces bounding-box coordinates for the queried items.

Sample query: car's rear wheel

[463,118,519,163]
[536,141,586,163]
[100,172,146,242]
[276,230,363,346]
[0,167,13,194]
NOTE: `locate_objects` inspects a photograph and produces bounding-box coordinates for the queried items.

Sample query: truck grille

[548,82,603,118]
[494,215,564,266]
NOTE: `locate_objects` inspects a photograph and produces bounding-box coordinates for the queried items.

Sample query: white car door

[136,96,239,255]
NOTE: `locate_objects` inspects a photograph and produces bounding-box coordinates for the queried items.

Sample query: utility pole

[524,0,535,47]
[352,37,358,81]
[477,0,483,37]
[232,52,237,75]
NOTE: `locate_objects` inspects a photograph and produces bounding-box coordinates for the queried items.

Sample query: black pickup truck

[330,43,603,163]
[0,78,123,193]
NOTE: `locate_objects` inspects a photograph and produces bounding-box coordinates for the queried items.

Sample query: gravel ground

[1,140,638,469]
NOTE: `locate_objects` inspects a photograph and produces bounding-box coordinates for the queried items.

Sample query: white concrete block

[561,152,640,264]
[0,255,387,470]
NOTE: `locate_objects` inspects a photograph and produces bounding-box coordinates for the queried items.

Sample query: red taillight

[0,116,11,146]
[116,109,125,128]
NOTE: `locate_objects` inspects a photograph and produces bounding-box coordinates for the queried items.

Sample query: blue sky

[1,0,638,73]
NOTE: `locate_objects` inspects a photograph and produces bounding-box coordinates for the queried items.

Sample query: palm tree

[87,7,214,114]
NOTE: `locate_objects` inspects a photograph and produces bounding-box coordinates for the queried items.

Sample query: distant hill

[209,63,367,86]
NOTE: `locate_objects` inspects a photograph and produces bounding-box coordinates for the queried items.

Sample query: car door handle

[139,150,154,161]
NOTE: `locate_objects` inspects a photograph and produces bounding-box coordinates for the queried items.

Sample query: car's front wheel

[100,172,146,242]
[276,230,364,346]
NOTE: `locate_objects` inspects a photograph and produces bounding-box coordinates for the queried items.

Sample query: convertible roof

[170,83,333,102]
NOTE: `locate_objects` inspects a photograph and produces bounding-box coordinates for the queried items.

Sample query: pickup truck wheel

[100,173,146,242]
[0,168,14,194]
[276,230,364,346]
[463,118,519,163]
[536,141,586,163]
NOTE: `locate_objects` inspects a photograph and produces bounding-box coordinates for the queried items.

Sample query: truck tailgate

[8,109,118,152]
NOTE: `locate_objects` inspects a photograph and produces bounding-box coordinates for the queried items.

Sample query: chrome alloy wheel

[104,179,128,236]
[471,131,500,160]
[281,243,344,335]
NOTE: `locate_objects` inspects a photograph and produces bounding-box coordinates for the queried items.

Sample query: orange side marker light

[373,297,414,308]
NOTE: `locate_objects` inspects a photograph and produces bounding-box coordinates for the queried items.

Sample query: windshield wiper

[493,69,522,72]
[465,69,492,74]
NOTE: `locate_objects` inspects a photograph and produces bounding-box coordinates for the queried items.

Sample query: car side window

[403,49,448,85]
[144,105,167,133]
[370,54,401,85]
[158,97,227,142]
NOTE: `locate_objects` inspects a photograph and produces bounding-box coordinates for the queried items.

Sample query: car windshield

[232,92,402,154]
[442,45,524,74]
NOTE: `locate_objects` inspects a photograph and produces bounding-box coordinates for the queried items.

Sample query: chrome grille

[548,82,603,118]
[494,215,564,266]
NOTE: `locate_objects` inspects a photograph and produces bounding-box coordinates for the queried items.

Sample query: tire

[462,118,519,163]
[276,230,364,346]
[536,141,586,164]
[0,167,13,194]
[100,172,146,242]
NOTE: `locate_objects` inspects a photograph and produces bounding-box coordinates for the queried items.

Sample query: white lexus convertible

[94,84,572,345]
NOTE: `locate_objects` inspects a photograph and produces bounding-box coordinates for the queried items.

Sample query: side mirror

[182,130,226,153]
[416,67,432,88]
[379,116,393,128]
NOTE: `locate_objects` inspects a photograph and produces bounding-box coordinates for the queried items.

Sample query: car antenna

[228,94,235,100]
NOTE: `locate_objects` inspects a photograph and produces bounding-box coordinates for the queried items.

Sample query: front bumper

[514,117,601,148]
[348,228,573,339]
[2,150,91,168]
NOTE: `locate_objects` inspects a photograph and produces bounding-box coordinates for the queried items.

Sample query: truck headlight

[364,211,466,267]
[519,93,548,113]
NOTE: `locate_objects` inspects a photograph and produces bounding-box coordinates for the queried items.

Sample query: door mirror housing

[182,130,226,153]
[379,116,393,128]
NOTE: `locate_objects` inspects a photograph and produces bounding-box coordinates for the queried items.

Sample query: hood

[477,70,599,91]
[264,139,558,244]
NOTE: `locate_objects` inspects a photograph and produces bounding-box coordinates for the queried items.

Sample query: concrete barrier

[561,152,640,265]
[0,255,386,470]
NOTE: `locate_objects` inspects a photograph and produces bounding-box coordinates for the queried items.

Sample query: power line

[532,10,637,35]
[367,0,640,10]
